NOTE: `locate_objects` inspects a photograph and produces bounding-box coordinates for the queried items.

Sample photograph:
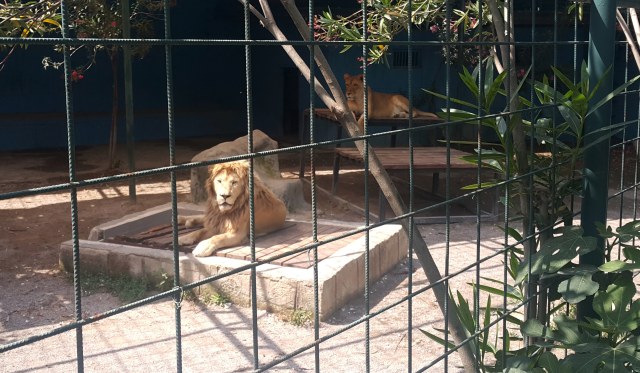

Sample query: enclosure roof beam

[573,0,640,8]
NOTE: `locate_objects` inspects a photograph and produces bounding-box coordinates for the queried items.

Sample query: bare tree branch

[617,9,640,72]
[488,0,536,325]
[267,1,477,371]
[237,0,336,109]
[630,8,640,42]
[235,0,267,27]
[490,46,505,73]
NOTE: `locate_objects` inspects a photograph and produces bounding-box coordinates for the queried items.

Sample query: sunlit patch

[0,181,190,210]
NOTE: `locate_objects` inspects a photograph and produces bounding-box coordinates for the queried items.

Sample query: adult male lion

[177,160,287,257]
[344,73,438,132]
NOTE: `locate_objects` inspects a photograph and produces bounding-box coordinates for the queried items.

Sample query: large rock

[190,130,310,213]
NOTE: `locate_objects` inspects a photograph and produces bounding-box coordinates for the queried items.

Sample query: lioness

[177,160,287,257]
[344,73,439,132]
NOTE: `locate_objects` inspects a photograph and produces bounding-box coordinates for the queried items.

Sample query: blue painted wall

[0,2,636,151]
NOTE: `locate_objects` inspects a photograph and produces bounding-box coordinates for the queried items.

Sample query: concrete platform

[60,203,407,320]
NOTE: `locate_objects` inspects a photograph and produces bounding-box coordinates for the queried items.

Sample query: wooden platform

[104,221,364,269]
[308,108,445,127]
[298,108,445,178]
[321,146,499,224]
[334,147,482,171]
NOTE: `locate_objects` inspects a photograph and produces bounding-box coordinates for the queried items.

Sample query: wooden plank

[124,223,174,242]
[143,227,201,248]
[283,231,365,269]
[334,147,481,170]
[215,221,305,260]
[310,108,445,125]
[104,221,360,266]
[249,223,336,262]
[259,225,345,265]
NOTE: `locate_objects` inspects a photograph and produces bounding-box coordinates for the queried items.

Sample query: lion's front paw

[184,219,197,229]
[178,235,194,246]
[177,215,188,225]
[192,240,215,257]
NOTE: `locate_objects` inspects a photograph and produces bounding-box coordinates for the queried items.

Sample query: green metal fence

[1,0,640,372]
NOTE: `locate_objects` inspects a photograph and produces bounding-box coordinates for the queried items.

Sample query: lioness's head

[206,160,250,213]
[344,73,364,101]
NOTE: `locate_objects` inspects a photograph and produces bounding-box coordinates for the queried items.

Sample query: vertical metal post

[243,0,259,370]
[60,0,83,370]
[308,1,320,372]
[361,1,370,371]
[121,0,136,203]
[407,1,414,371]
[162,0,182,371]
[578,0,616,322]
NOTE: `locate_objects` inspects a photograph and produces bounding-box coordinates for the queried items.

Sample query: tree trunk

[487,0,537,324]
[109,51,119,170]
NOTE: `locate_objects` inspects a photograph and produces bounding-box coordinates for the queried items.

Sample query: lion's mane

[203,160,281,235]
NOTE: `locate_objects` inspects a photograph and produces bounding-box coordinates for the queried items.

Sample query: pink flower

[72,71,77,77]
[111,21,116,27]
[430,25,438,33]
[78,75,84,80]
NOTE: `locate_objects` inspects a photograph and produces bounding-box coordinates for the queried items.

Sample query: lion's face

[212,169,243,212]
[344,73,364,101]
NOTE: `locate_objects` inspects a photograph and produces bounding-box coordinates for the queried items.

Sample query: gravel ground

[1,139,639,372]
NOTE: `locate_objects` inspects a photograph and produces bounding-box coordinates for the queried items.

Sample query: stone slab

[62,221,406,320]
[88,202,204,241]
[189,130,310,213]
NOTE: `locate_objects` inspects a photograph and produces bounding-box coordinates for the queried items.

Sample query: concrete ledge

[61,223,406,320]
[88,202,205,241]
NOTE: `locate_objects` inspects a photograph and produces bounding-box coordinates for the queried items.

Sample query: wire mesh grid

[1,1,640,372]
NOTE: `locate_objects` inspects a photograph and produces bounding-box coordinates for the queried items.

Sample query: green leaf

[496,225,523,242]
[557,272,599,304]
[504,356,534,373]
[616,220,640,242]
[580,60,589,95]
[461,181,501,190]
[538,351,558,373]
[460,67,480,99]
[454,289,476,334]
[534,81,576,113]
[586,65,612,102]
[459,156,505,173]
[419,329,455,349]
[515,226,598,284]
[590,275,640,333]
[471,283,521,300]
[557,104,581,135]
[511,65,533,106]
[437,109,494,127]
[566,336,640,373]
[572,93,588,118]
[422,89,479,109]
[482,295,491,360]
[486,70,508,109]
[598,260,640,273]
[497,116,507,136]
[521,315,597,345]
[485,58,495,98]
[587,74,640,117]
[623,246,640,262]
[497,88,533,107]
[596,221,615,239]
[580,127,625,153]
[551,66,579,97]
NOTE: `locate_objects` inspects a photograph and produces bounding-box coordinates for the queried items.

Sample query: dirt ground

[1,137,639,372]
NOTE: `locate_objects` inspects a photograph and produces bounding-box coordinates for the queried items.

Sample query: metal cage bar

[2,1,640,372]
